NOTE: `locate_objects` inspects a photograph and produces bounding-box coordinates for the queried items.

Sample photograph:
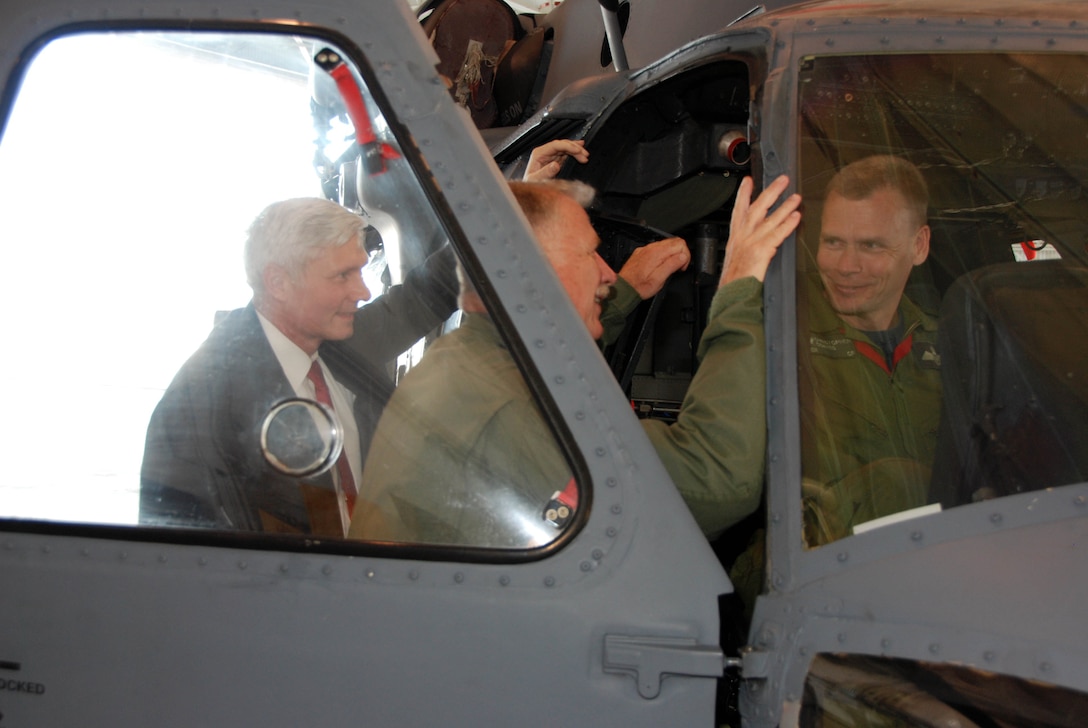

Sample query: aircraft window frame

[756,38,1088,602]
[789,48,1088,549]
[0,20,595,563]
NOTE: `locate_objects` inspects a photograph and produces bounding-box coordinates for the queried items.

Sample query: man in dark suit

[139,198,456,536]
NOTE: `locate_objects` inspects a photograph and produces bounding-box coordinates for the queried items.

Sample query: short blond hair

[826,156,929,228]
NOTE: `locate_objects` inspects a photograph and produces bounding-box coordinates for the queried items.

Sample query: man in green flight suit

[731,155,943,615]
[349,175,801,547]
[801,154,942,545]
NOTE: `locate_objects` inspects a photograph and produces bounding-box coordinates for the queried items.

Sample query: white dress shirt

[257,311,362,533]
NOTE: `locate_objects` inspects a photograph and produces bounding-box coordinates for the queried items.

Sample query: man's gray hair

[457,179,598,308]
[244,197,367,297]
[508,179,595,229]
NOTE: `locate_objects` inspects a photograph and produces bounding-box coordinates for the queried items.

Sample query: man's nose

[596,252,617,286]
[837,244,863,273]
[353,274,371,303]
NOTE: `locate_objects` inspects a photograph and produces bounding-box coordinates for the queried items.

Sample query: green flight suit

[641,277,768,538]
[800,280,942,546]
[350,276,769,546]
[350,311,572,548]
[605,276,769,537]
[730,278,942,615]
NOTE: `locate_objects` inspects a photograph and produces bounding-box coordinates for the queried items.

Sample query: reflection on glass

[261,399,343,478]
[803,654,1088,727]
[797,52,1088,547]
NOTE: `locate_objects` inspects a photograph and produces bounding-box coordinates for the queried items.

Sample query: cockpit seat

[931,260,1088,506]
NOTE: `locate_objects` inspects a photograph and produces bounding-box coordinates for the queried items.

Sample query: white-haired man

[140,198,456,536]
[351,177,800,546]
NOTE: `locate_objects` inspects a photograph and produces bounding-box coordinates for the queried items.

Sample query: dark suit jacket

[139,304,331,533]
[139,246,457,534]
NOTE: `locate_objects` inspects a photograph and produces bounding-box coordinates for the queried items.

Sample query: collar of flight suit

[805,275,939,372]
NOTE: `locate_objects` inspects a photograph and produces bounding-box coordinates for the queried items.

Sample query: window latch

[603,634,726,699]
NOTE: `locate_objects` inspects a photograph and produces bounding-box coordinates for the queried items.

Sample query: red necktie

[307,360,358,514]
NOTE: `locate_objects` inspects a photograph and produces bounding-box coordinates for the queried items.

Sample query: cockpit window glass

[797,53,1088,547]
[350,180,604,550]
[350,293,582,549]
[0,30,581,552]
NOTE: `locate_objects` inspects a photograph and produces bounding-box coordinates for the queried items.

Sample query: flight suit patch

[915,341,941,370]
[810,335,856,359]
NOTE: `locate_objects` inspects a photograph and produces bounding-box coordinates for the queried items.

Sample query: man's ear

[913,224,931,265]
[264,264,291,302]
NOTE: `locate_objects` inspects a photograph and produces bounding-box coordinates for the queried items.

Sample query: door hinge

[603,634,725,699]
[734,645,771,679]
